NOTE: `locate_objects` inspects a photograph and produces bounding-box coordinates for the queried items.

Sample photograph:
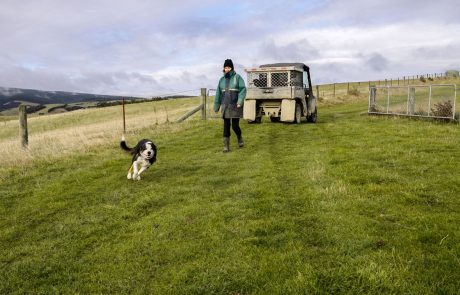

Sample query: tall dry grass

[0,98,201,168]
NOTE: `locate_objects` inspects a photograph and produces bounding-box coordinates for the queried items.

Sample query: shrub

[348,88,360,96]
[419,76,426,83]
[26,104,46,114]
[431,100,453,118]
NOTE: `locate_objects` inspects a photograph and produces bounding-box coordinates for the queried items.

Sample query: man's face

[224,66,232,73]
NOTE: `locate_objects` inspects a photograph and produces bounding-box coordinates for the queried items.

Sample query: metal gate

[368,84,457,120]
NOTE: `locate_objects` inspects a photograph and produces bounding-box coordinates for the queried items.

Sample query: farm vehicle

[243,63,317,123]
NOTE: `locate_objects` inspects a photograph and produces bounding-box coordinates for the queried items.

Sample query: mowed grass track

[1,99,459,293]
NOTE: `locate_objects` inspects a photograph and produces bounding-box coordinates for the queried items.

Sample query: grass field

[1,90,459,293]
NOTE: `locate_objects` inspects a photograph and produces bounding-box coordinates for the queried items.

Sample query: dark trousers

[223,118,242,138]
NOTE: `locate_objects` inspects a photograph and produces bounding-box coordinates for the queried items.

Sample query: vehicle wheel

[270,117,280,122]
[294,102,301,124]
[307,107,317,123]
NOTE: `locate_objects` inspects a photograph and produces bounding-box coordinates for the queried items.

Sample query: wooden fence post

[316,85,320,100]
[347,83,350,94]
[19,105,28,148]
[369,87,377,112]
[408,87,416,115]
[333,83,336,97]
[122,98,126,133]
[201,88,207,119]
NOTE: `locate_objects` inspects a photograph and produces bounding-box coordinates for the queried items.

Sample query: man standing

[214,59,247,152]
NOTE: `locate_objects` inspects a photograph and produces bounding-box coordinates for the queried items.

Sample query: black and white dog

[120,135,157,180]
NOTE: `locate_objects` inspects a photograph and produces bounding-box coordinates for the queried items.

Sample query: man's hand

[237,104,241,108]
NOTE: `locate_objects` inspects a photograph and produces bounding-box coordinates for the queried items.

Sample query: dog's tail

[120,135,133,153]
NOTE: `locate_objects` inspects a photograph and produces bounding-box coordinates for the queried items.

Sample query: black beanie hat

[223,59,234,69]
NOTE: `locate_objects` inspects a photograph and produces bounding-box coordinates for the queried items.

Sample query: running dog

[120,135,157,180]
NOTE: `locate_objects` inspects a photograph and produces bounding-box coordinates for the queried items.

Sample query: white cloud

[0,0,458,95]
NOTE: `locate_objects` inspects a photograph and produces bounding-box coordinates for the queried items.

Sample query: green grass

[1,99,459,293]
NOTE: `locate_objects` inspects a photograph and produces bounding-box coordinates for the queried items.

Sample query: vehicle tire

[307,107,317,123]
[294,102,301,124]
[270,117,280,122]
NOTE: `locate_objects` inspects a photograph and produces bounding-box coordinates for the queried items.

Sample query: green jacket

[214,70,246,118]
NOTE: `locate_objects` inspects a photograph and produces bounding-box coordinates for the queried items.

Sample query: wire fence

[368,84,458,120]
[150,88,203,99]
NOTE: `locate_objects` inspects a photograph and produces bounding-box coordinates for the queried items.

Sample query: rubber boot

[223,137,230,153]
[237,135,244,148]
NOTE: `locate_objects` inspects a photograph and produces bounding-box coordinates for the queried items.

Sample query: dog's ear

[149,153,156,164]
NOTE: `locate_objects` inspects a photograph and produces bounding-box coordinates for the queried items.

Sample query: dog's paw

[127,173,132,179]
[135,175,141,181]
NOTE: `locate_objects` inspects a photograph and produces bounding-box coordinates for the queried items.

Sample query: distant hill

[0,87,142,112]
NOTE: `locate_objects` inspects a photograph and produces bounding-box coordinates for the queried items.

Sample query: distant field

[0,97,200,167]
[0,85,459,293]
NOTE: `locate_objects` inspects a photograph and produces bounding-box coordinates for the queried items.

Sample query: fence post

[201,88,207,120]
[122,98,126,133]
[316,85,320,100]
[408,87,415,115]
[369,87,376,112]
[333,83,336,97]
[347,83,350,94]
[19,104,28,148]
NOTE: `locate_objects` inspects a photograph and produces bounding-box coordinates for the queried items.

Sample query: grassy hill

[0,88,459,293]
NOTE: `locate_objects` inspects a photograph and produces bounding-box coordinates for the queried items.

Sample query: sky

[0,0,459,97]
